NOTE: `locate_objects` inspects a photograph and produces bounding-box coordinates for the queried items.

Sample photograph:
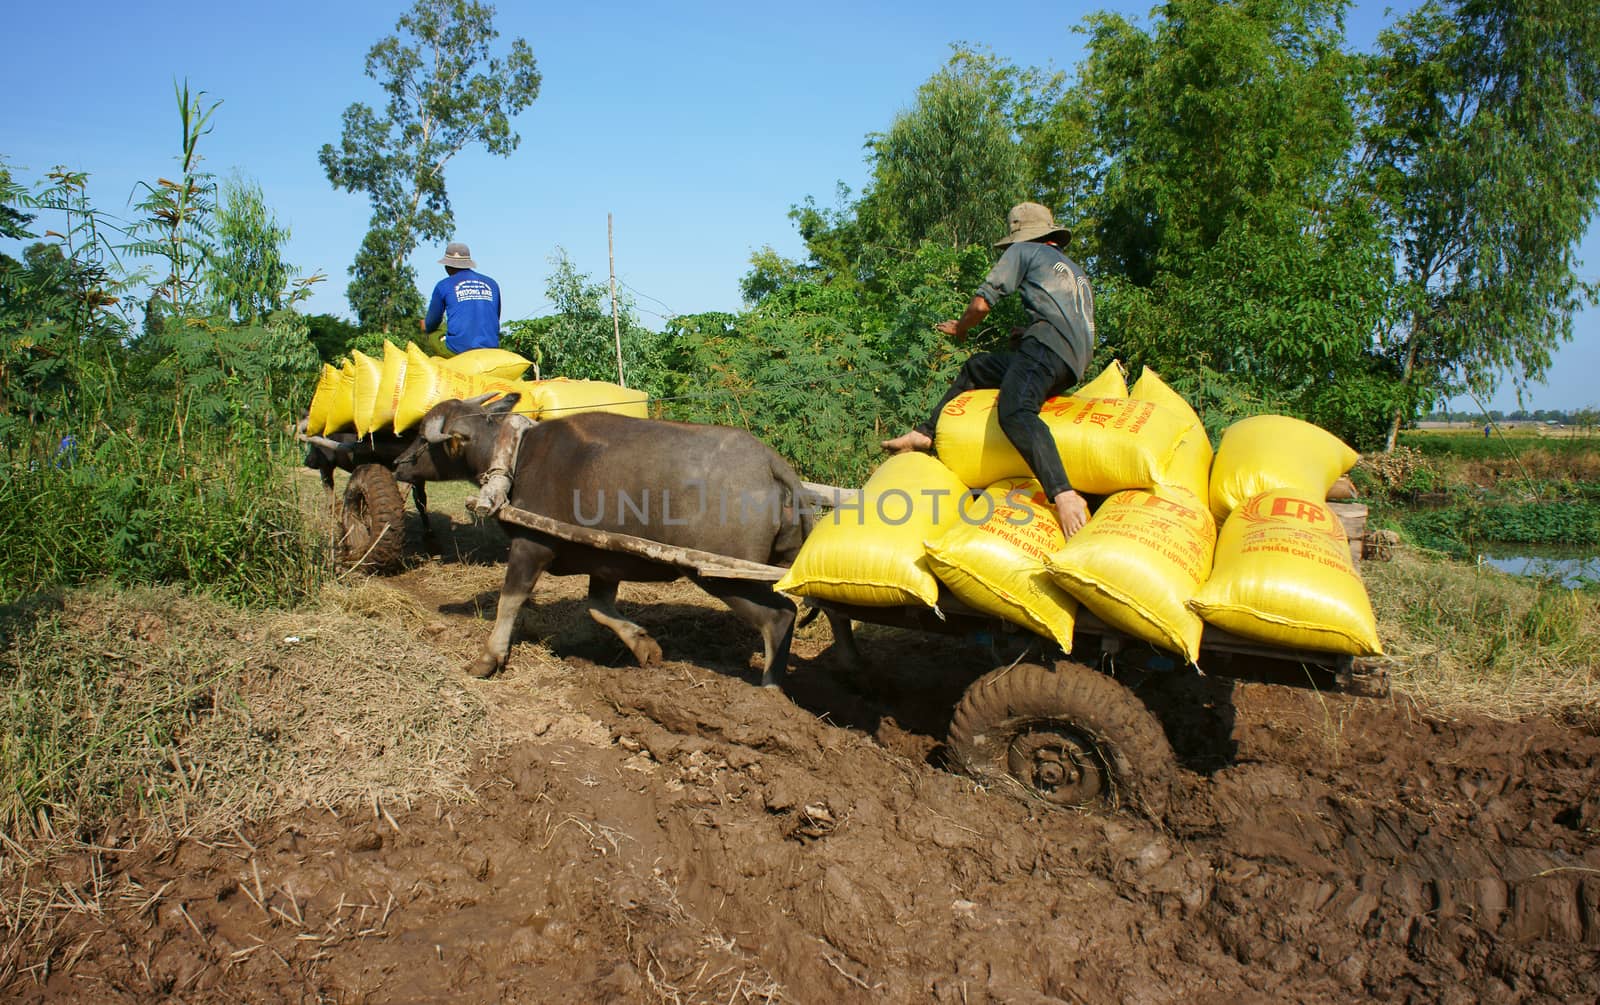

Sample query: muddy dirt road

[13,552,1600,1003]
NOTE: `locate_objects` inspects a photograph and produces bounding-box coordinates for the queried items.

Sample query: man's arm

[935,296,991,341]
[937,244,1023,339]
[423,283,447,333]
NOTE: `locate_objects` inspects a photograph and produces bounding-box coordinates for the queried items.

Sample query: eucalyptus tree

[1366,0,1600,448]
[864,60,1031,253]
[1067,0,1397,445]
[319,0,540,333]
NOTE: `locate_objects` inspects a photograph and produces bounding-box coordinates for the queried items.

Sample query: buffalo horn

[420,416,451,444]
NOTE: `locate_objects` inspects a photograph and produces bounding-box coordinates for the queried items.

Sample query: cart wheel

[948,660,1174,820]
[339,464,406,574]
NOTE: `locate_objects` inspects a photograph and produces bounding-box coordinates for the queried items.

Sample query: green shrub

[1401,500,1600,555]
[0,418,325,607]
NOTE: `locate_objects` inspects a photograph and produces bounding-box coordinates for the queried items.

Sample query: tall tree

[1060,0,1401,445]
[319,0,540,333]
[863,60,1030,253]
[782,54,1034,299]
[207,174,295,324]
[1367,0,1600,448]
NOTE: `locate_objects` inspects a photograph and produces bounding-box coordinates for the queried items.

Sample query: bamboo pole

[609,213,625,387]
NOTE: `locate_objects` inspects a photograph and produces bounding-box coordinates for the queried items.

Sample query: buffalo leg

[585,577,665,667]
[696,577,797,688]
[315,462,338,514]
[823,610,864,671]
[410,482,438,554]
[469,533,553,678]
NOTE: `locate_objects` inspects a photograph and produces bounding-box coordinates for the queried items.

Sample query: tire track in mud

[11,575,1599,1003]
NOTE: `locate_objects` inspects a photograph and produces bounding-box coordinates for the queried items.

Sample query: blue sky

[3,0,1595,411]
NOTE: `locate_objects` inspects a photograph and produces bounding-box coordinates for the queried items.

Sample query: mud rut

[13,556,1600,1003]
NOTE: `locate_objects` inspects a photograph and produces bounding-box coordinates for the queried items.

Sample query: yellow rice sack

[393,344,526,432]
[924,477,1077,651]
[1044,486,1216,664]
[1076,359,1128,399]
[365,339,411,435]
[305,363,341,436]
[933,388,1189,493]
[438,347,533,381]
[1189,490,1382,656]
[1131,367,1212,500]
[524,377,648,419]
[320,360,359,434]
[349,349,385,437]
[775,452,969,607]
[1208,414,1358,523]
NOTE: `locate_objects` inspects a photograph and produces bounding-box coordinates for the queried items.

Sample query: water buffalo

[392,395,857,686]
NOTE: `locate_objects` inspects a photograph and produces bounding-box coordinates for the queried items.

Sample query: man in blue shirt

[882,203,1096,537]
[421,242,502,355]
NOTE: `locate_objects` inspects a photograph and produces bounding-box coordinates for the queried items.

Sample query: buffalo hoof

[466,656,501,678]
[630,638,664,668]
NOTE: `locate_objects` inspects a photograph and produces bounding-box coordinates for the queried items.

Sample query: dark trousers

[916,328,1079,499]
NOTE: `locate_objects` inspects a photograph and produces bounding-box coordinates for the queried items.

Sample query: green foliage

[304,312,364,362]
[1,166,133,443]
[1082,0,1363,279]
[502,250,665,390]
[319,0,540,333]
[864,60,1030,252]
[777,51,1043,301]
[1,94,325,607]
[1075,0,1401,448]
[207,173,316,325]
[0,419,326,607]
[1402,501,1600,554]
[1367,0,1600,444]
[666,243,992,486]
[1399,430,1600,461]
[345,225,424,333]
[122,80,220,319]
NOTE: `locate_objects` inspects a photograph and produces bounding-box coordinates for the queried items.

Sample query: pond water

[1477,546,1600,587]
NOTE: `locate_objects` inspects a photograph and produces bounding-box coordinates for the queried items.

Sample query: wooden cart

[299,427,431,574]
[484,482,1381,819]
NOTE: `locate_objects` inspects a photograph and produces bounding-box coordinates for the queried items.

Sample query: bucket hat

[993,202,1071,248]
[438,242,477,269]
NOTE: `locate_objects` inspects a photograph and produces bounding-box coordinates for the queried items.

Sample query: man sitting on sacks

[882,202,1097,538]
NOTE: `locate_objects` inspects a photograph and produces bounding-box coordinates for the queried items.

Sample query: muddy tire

[339,464,406,574]
[948,660,1174,820]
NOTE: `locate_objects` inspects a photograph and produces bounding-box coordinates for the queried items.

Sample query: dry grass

[0,581,499,848]
[1365,549,1600,724]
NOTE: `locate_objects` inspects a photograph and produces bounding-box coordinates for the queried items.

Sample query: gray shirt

[976,242,1095,382]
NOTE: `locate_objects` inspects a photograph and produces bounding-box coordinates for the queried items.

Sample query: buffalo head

[393,392,521,484]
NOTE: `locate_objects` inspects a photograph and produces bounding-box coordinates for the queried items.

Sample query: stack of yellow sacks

[304,340,649,437]
[777,362,1381,664]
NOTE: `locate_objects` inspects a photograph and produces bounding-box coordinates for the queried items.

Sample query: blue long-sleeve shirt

[424,270,502,353]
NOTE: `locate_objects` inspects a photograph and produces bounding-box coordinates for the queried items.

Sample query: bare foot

[881,429,933,453]
[1055,490,1089,539]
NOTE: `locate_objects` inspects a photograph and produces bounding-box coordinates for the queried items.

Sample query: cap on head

[439,242,476,269]
[993,202,1071,249]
